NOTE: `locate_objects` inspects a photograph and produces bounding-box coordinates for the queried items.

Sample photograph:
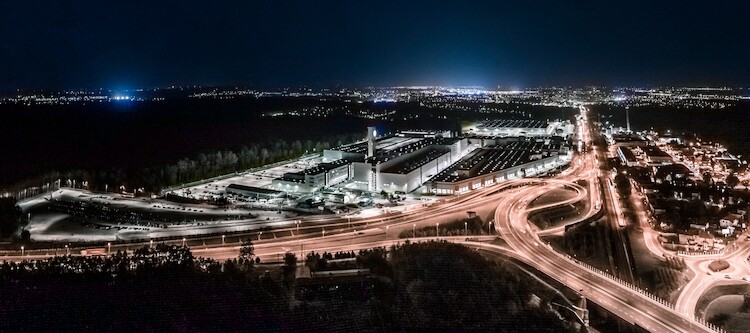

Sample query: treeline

[399,216,489,238]
[0,241,580,332]
[378,241,578,331]
[13,133,361,195]
[295,242,579,332]
[653,255,688,299]
[0,245,283,332]
[0,197,22,238]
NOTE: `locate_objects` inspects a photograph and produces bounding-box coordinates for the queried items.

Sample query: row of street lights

[401,221,493,238]
[38,214,493,260]
[23,234,222,260]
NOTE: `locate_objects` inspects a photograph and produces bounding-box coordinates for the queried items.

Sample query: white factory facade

[463,119,574,138]
[270,119,574,195]
[271,159,351,193]
[426,139,571,195]
[350,134,467,193]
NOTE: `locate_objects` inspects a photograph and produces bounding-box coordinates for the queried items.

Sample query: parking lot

[172,158,322,200]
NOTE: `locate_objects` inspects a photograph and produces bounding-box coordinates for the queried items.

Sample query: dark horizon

[1,1,749,92]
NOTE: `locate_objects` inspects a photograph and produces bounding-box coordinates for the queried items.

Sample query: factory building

[464,135,569,151]
[350,136,467,193]
[322,128,454,161]
[617,145,672,167]
[320,128,469,193]
[652,163,692,186]
[642,146,673,165]
[396,130,453,138]
[463,119,574,138]
[426,139,572,195]
[606,132,648,147]
[322,142,369,162]
[282,124,573,195]
[271,159,351,193]
[226,184,285,199]
[618,146,639,167]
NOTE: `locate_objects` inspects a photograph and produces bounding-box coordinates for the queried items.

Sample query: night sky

[1,1,748,91]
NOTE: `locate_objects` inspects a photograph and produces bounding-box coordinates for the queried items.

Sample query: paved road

[674,235,750,316]
[488,107,712,332]
[494,178,711,333]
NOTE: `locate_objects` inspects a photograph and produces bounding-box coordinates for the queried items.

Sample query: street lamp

[488,222,493,235]
[65,244,69,256]
[322,228,326,237]
[465,222,468,235]
[296,221,300,235]
[182,238,186,247]
[21,246,24,257]
[436,223,439,237]
[107,242,111,254]
[258,231,262,241]
[150,239,153,248]
[222,235,225,244]
[413,223,416,237]
[386,226,389,239]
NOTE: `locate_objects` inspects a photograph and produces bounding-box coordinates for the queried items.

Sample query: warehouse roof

[227,184,284,196]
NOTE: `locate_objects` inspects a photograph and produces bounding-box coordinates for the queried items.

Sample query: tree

[283,252,297,268]
[240,239,255,260]
[666,204,686,230]
[0,197,22,238]
[305,252,319,271]
[260,148,269,164]
[20,229,30,242]
[614,174,632,197]
[683,199,707,219]
[726,173,740,189]
[708,313,731,327]
[282,252,297,287]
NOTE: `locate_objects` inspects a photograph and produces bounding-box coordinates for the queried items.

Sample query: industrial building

[652,163,692,186]
[607,132,648,147]
[226,184,285,199]
[463,119,574,138]
[617,145,672,167]
[322,128,454,162]
[349,135,468,193]
[618,146,639,167]
[426,139,571,195]
[275,122,573,195]
[318,127,470,193]
[271,159,351,193]
[643,146,672,165]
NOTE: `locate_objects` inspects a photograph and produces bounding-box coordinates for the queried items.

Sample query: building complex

[257,119,574,196]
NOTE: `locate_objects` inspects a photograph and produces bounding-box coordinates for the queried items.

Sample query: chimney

[625,106,631,133]
[367,127,377,157]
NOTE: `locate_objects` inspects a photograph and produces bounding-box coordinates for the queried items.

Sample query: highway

[674,234,750,317]
[595,132,638,284]
[4,178,538,259]
[487,107,711,332]
[493,177,710,332]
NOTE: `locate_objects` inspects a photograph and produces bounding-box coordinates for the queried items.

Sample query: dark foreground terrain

[0,242,578,332]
